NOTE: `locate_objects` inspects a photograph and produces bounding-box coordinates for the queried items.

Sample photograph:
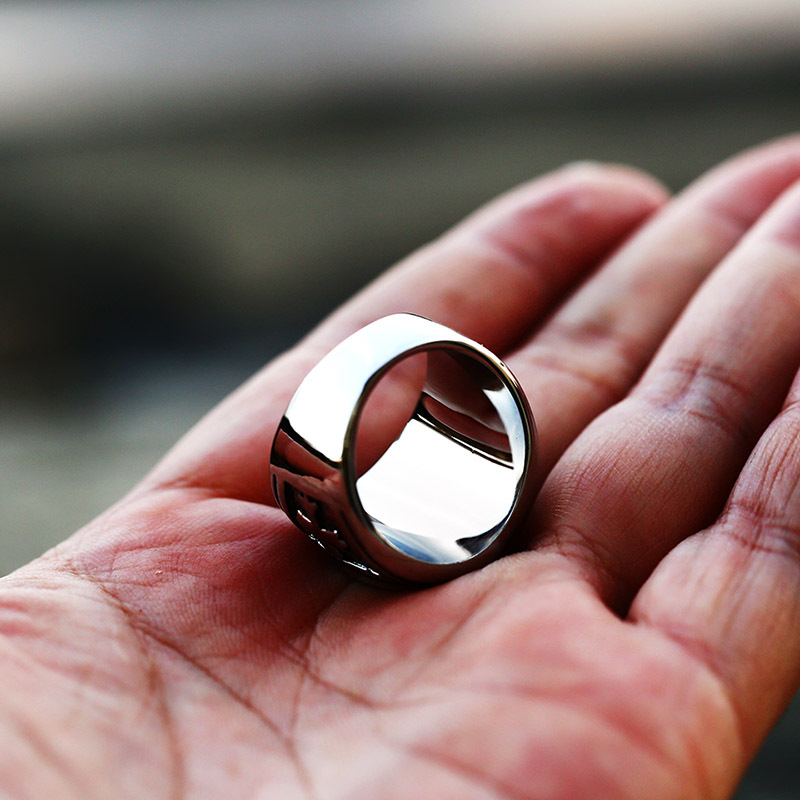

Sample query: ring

[269,313,537,587]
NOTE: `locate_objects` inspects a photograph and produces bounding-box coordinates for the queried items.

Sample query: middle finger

[507,136,800,483]
[535,171,800,610]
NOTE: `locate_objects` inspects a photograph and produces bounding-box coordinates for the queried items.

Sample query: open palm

[5,138,800,800]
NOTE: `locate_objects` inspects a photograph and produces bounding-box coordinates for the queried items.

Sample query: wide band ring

[269,313,537,587]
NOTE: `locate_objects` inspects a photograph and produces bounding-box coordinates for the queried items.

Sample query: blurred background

[1,1,800,795]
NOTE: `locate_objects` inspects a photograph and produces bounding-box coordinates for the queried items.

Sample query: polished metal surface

[270,313,537,586]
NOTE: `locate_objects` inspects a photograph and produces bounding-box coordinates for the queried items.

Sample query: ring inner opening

[353,348,525,565]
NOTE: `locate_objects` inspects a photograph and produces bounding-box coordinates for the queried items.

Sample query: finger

[140,164,665,502]
[537,171,800,609]
[507,135,800,481]
[629,370,800,776]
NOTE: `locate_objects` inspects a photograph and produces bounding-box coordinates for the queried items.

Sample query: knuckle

[636,357,759,453]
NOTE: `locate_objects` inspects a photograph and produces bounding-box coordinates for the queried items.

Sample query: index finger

[631,366,800,778]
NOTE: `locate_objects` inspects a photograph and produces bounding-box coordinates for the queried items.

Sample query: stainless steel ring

[269,313,537,587]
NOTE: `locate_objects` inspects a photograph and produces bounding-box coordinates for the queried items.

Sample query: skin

[3,137,800,799]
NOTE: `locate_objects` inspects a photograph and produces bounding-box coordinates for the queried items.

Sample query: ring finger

[535,168,800,610]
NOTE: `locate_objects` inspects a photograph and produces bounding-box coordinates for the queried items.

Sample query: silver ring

[270,313,537,587]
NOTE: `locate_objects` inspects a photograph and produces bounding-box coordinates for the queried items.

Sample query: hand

[5,137,800,800]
